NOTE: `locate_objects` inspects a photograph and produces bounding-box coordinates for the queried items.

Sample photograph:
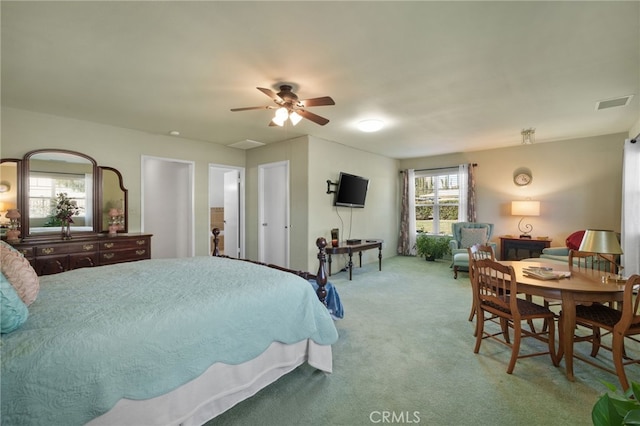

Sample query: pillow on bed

[460,227,488,248]
[0,245,39,306]
[1,273,29,334]
[0,239,23,256]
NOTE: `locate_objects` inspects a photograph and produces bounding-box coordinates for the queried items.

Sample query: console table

[499,236,551,261]
[325,239,383,280]
[8,233,152,276]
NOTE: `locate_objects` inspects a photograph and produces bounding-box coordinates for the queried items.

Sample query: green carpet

[208,255,635,426]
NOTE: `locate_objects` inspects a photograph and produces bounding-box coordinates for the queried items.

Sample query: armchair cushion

[460,228,489,249]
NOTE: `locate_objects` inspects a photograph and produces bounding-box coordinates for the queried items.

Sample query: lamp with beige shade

[511,200,540,239]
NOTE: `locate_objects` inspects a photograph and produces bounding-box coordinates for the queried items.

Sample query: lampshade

[289,111,302,125]
[271,107,289,126]
[511,200,540,216]
[578,229,623,254]
[5,208,20,220]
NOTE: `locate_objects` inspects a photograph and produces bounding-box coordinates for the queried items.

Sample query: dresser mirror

[1,149,128,241]
[0,159,21,229]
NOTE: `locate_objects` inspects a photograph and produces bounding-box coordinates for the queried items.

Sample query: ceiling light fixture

[271,108,303,127]
[358,119,384,132]
[521,128,535,145]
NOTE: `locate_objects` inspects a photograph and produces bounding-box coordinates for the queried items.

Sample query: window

[29,172,87,220]
[414,167,466,235]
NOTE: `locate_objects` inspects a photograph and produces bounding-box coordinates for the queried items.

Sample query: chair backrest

[451,222,494,248]
[616,274,640,333]
[568,249,617,273]
[472,258,518,317]
[467,244,495,282]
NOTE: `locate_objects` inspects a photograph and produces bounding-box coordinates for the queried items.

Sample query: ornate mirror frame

[1,149,128,242]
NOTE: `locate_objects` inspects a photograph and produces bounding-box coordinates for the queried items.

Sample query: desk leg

[348,252,353,280]
[328,254,332,276]
[378,244,382,271]
[560,293,577,381]
[358,251,363,268]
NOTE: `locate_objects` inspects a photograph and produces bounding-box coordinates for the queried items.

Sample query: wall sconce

[521,128,535,145]
[578,229,624,277]
[5,208,21,243]
[511,200,540,239]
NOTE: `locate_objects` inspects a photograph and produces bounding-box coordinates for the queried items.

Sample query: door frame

[208,163,245,258]
[141,155,195,258]
[258,160,290,267]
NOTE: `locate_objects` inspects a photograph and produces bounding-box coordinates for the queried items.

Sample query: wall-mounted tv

[334,172,369,208]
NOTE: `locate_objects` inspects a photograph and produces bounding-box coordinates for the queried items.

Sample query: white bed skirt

[88,339,332,426]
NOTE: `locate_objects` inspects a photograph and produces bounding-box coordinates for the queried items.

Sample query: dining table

[500,260,626,382]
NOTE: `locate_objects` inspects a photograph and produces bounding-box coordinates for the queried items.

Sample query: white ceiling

[2,1,639,159]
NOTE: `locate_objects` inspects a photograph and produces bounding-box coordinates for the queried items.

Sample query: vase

[61,221,72,240]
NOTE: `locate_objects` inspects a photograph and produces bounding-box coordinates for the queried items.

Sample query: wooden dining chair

[540,250,620,332]
[557,274,640,391]
[467,244,495,323]
[472,258,558,374]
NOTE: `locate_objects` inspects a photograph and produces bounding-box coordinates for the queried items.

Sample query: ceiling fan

[231,84,335,126]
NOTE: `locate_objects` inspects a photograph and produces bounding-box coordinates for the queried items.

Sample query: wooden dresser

[9,233,152,276]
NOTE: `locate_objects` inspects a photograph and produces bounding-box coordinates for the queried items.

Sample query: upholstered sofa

[449,222,496,278]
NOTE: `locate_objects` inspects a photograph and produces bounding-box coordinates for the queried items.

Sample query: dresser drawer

[99,247,150,265]
[36,242,98,256]
[99,237,149,251]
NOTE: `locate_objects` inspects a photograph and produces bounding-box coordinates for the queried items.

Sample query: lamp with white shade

[511,200,540,239]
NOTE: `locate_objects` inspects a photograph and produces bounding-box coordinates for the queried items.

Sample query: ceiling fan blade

[300,96,335,107]
[230,106,274,112]
[257,87,283,103]
[296,109,330,126]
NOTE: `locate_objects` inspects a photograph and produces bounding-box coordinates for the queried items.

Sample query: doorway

[258,160,289,267]
[208,164,244,258]
[142,156,194,258]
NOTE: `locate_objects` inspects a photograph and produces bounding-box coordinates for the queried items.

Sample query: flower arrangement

[54,192,82,223]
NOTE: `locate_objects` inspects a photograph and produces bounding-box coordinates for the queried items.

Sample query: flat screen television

[334,172,369,208]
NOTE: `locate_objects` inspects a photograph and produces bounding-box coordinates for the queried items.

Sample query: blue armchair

[449,222,496,278]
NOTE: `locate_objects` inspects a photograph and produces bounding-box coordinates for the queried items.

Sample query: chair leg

[547,317,559,366]
[474,310,485,354]
[453,266,458,279]
[556,314,565,362]
[507,322,522,374]
[501,318,510,343]
[468,300,476,322]
[612,333,630,391]
[590,327,602,357]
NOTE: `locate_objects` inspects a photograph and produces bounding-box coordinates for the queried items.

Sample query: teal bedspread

[1,256,338,426]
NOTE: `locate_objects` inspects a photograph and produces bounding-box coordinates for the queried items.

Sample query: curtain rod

[400,163,477,173]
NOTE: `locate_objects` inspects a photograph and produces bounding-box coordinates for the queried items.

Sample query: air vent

[596,95,633,110]
[227,139,265,150]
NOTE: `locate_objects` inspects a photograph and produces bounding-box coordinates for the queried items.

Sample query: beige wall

[2,106,633,268]
[307,136,399,271]
[1,107,246,256]
[399,133,626,249]
[244,135,310,269]
[245,135,399,272]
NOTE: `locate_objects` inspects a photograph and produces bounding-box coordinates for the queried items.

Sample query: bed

[0,236,338,426]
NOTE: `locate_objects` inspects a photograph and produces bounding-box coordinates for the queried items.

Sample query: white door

[223,170,240,257]
[209,165,244,258]
[259,161,289,267]
[142,156,194,258]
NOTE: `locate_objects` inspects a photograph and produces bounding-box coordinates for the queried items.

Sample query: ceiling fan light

[275,107,288,120]
[358,119,384,132]
[272,116,286,126]
[289,111,303,125]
